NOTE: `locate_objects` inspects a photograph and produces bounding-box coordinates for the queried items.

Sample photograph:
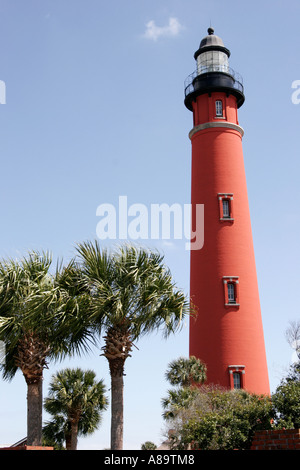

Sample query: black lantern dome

[194,27,230,59]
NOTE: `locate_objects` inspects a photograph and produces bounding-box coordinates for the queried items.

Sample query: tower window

[227,283,235,303]
[233,372,241,389]
[215,100,223,117]
[223,276,239,307]
[218,194,234,221]
[228,365,245,390]
[222,199,230,218]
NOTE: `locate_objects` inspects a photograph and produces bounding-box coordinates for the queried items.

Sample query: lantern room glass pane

[197,50,229,74]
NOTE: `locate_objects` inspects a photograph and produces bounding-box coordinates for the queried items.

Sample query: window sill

[225,303,240,307]
[220,217,234,221]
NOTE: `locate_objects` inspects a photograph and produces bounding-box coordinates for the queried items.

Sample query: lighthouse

[185,28,270,395]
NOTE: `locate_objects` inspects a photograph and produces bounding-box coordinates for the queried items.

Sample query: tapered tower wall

[186,31,270,395]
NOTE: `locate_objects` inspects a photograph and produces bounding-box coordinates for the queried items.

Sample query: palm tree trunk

[17,332,49,447]
[102,326,133,450]
[108,357,126,450]
[27,378,43,446]
[70,421,79,450]
[110,368,124,450]
[65,432,72,450]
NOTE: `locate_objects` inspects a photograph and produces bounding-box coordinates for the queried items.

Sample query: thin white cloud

[144,17,183,41]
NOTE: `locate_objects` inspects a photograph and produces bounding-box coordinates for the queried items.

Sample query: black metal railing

[184,65,244,98]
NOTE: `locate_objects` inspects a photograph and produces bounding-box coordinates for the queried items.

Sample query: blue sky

[0,0,299,450]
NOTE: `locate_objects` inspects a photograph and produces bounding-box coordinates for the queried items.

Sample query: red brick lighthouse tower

[185,28,270,395]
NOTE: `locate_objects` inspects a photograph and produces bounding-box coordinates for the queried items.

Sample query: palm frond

[75,240,191,340]
[0,249,97,380]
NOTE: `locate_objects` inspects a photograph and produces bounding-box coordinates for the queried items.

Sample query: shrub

[168,387,274,450]
[272,363,300,429]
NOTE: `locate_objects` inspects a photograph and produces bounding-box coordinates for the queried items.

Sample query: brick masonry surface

[0,446,53,450]
[251,429,300,450]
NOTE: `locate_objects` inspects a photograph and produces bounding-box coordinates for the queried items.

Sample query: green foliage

[75,241,191,340]
[162,387,199,421]
[0,251,94,381]
[75,241,191,450]
[43,367,108,448]
[167,387,274,450]
[162,356,207,421]
[285,361,300,383]
[272,362,300,429]
[165,356,207,388]
[42,416,66,450]
[141,441,157,450]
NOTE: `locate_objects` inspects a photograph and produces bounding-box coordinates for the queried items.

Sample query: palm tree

[75,241,191,450]
[165,356,207,388]
[162,356,206,420]
[43,368,108,450]
[161,387,199,421]
[0,251,93,446]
